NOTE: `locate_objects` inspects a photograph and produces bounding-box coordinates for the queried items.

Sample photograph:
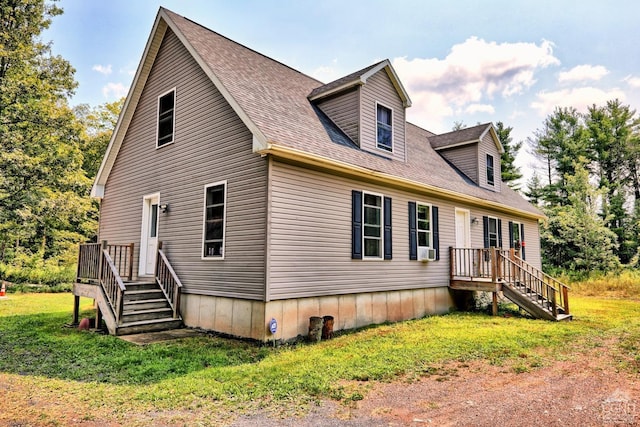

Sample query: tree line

[522,101,640,272]
[0,0,119,271]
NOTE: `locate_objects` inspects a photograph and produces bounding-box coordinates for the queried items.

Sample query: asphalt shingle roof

[428,123,491,149]
[163,9,541,217]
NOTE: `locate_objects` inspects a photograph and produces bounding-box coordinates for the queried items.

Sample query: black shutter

[384,197,392,260]
[433,206,440,260]
[498,219,503,248]
[508,221,514,248]
[351,190,362,259]
[520,223,526,260]
[408,202,417,260]
[483,216,489,248]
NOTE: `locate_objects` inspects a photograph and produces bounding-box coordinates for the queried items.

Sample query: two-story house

[74,8,570,340]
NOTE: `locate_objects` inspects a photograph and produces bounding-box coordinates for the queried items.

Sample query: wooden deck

[448,247,571,321]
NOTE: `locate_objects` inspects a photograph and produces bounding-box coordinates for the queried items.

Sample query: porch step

[116,280,182,335]
[123,298,169,311]
[124,289,165,301]
[116,317,184,336]
[123,281,157,291]
[121,307,174,323]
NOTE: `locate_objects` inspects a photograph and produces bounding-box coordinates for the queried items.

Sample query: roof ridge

[161,7,325,87]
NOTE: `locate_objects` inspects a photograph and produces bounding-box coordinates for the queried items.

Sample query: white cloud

[310,59,339,83]
[530,87,626,116]
[465,104,495,114]
[624,75,640,88]
[102,82,128,99]
[558,65,608,83]
[92,64,112,75]
[393,37,559,132]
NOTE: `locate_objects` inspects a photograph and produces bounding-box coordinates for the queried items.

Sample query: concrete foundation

[180,286,455,342]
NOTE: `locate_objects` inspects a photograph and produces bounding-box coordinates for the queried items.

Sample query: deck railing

[155,242,182,319]
[497,250,570,316]
[77,241,134,283]
[449,247,570,316]
[449,247,495,280]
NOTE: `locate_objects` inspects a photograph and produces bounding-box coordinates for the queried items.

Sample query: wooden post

[492,292,498,316]
[550,287,557,318]
[156,241,163,278]
[127,243,134,281]
[76,244,82,283]
[97,240,107,283]
[449,247,455,280]
[96,305,102,329]
[73,295,80,325]
[562,286,570,315]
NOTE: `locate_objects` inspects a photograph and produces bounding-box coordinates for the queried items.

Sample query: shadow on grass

[0,311,269,385]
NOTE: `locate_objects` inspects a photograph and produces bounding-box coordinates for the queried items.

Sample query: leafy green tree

[495,121,522,188]
[0,0,95,262]
[75,98,124,179]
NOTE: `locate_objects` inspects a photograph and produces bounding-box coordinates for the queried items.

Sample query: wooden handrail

[155,243,183,319]
[503,251,570,315]
[99,247,126,324]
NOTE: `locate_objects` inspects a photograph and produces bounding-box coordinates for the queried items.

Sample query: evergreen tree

[495,121,522,188]
[541,158,618,271]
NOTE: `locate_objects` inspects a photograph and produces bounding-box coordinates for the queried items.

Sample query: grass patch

[1,291,639,417]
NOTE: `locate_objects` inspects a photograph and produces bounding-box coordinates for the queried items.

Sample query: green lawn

[1,292,639,417]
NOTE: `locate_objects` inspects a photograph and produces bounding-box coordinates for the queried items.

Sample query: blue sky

[44,0,640,182]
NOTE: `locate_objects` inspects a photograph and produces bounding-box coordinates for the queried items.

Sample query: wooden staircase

[117,281,183,335]
[449,247,571,321]
[76,241,184,335]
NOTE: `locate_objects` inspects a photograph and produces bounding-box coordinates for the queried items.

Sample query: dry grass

[564,270,640,299]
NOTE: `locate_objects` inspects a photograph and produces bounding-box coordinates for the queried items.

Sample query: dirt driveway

[2,342,638,426]
[232,344,639,427]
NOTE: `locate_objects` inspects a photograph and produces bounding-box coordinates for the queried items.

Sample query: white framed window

[157,88,176,148]
[486,154,495,186]
[376,102,393,152]
[363,191,383,259]
[202,181,227,259]
[416,203,432,249]
[487,216,499,248]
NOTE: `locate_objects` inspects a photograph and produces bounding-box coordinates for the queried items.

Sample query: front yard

[1,292,639,426]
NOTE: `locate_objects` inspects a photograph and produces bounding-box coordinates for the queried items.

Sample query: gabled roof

[428,123,504,153]
[308,59,412,107]
[92,8,541,219]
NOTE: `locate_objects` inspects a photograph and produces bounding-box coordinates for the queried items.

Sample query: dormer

[428,123,504,192]
[309,60,411,162]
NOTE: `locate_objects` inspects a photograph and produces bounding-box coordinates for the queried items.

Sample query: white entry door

[139,193,160,276]
[455,208,471,276]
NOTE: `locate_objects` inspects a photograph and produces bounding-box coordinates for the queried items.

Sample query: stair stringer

[501,281,559,321]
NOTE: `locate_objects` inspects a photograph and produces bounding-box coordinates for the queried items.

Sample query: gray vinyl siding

[438,144,479,184]
[268,161,449,300]
[316,88,360,145]
[99,29,267,300]
[267,160,543,300]
[360,70,406,161]
[478,132,502,192]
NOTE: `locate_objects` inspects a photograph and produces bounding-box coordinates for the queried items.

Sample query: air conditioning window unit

[418,247,436,262]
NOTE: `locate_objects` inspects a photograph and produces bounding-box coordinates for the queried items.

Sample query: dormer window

[486,154,495,186]
[157,88,176,147]
[376,103,393,152]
